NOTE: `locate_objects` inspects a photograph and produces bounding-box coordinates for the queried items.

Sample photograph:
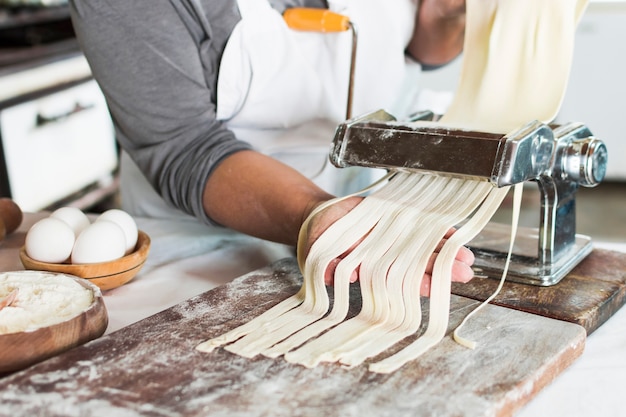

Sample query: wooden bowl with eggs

[0,271,108,375]
[19,230,151,291]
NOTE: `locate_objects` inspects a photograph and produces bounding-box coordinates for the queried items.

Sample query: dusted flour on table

[0,272,94,334]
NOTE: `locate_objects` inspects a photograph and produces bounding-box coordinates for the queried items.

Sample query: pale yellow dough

[196,0,588,373]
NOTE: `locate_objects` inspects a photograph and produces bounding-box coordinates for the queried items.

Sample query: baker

[68,0,473,290]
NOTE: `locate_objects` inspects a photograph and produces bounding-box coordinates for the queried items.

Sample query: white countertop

[518,240,626,417]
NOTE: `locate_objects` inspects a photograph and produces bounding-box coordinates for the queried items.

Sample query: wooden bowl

[19,230,151,291]
[0,272,108,375]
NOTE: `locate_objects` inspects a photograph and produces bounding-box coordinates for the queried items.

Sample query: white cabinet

[0,79,117,211]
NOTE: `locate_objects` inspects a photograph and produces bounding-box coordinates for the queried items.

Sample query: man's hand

[301,197,476,297]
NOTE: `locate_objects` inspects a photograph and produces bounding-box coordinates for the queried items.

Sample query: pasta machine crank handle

[283,8,357,119]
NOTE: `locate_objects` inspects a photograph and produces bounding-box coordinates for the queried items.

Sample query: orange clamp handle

[283,8,350,33]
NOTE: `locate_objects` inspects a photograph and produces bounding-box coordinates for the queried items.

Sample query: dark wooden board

[0,258,585,417]
[452,248,626,334]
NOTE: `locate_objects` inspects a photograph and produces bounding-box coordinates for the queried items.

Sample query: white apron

[121,0,420,221]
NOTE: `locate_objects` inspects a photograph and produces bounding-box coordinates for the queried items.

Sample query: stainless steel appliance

[331,109,608,286]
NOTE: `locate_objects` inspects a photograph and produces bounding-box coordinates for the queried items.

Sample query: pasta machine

[330,109,608,286]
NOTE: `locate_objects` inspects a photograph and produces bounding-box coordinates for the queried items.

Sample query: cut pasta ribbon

[196,0,588,373]
[452,183,523,350]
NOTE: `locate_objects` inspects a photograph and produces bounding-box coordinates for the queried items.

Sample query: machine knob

[563,137,608,187]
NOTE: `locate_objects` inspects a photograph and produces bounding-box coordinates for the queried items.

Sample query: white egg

[49,206,91,238]
[71,221,126,264]
[25,217,75,263]
[95,209,138,254]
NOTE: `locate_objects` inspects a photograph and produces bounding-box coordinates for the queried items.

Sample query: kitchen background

[0,0,119,214]
[0,0,623,241]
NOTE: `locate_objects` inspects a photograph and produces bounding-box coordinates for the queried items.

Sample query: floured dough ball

[0,198,23,235]
[25,218,75,263]
[50,207,91,238]
[95,209,138,254]
[71,221,126,264]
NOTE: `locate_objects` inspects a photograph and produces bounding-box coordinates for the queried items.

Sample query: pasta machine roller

[330,109,608,286]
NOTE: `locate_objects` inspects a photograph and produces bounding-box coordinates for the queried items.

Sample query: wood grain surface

[0,258,585,417]
[452,248,626,334]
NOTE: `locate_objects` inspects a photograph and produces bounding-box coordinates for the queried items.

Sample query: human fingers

[425,249,475,282]
[324,258,340,285]
[440,228,476,264]
[324,258,359,286]
[420,274,432,296]
[451,258,475,283]
[455,245,475,266]
[430,240,475,267]
[420,257,474,297]
[301,196,363,262]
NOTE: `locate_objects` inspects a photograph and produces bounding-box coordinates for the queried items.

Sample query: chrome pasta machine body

[330,109,608,286]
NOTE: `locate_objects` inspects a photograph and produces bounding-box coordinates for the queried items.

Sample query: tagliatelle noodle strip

[215,173,416,357]
[369,185,512,374]
[229,173,420,358]
[195,172,393,353]
[452,182,523,349]
[337,180,494,367]
[283,174,455,366]
[264,173,436,359]
[285,177,488,368]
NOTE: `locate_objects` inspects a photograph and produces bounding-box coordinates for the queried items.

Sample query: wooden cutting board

[453,248,626,334]
[0,258,585,417]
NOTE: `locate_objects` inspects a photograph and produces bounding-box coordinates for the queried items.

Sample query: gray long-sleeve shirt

[69,0,326,225]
